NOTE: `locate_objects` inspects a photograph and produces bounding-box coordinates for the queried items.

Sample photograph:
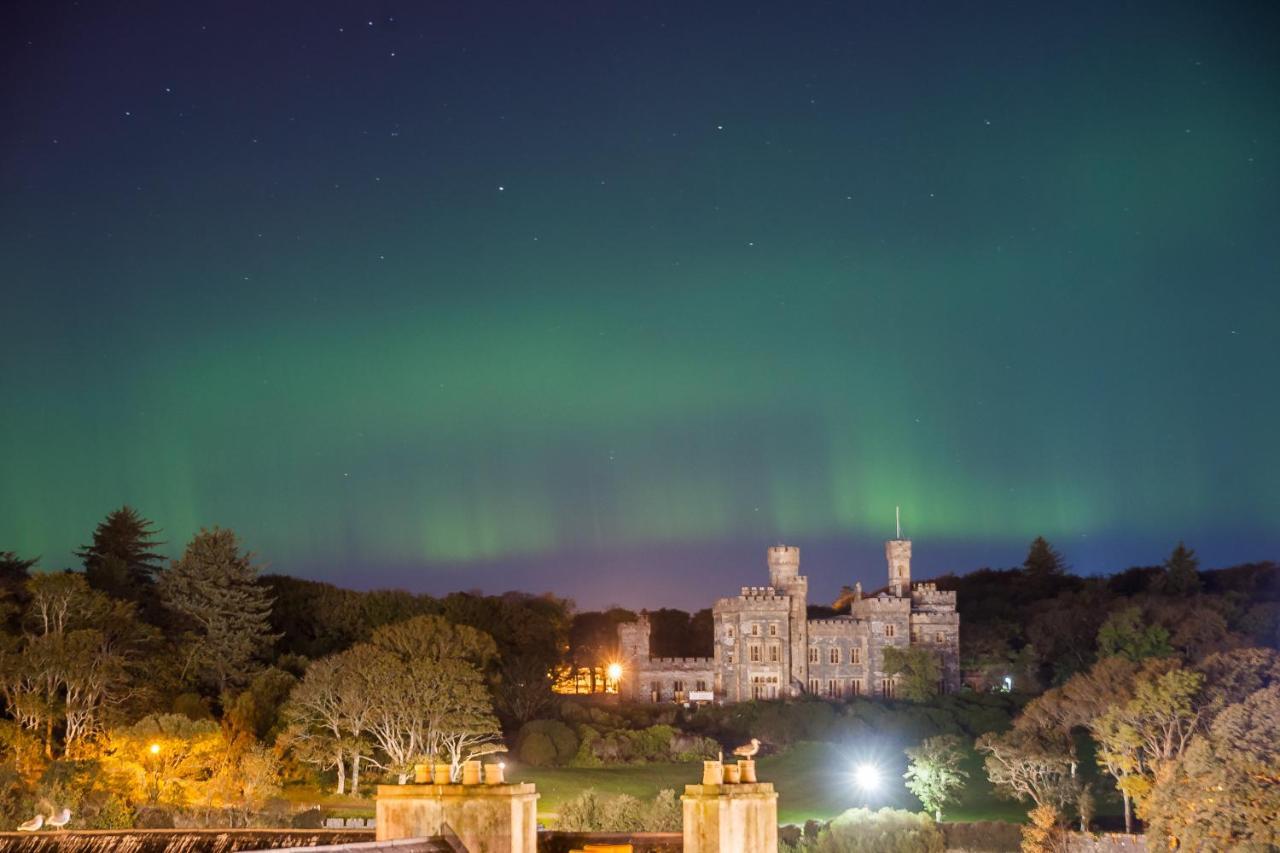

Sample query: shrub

[555,788,682,832]
[940,821,1024,852]
[812,807,944,853]
[517,720,579,767]
[519,732,557,767]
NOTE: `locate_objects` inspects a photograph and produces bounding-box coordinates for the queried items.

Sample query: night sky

[3,1,1278,608]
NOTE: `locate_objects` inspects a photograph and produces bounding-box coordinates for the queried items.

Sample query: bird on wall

[16,814,44,831]
[732,738,761,758]
[47,808,72,830]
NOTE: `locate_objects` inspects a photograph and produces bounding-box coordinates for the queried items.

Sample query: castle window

[749,645,762,663]
[808,646,819,663]
[726,651,734,664]
[911,624,922,642]
[727,627,734,639]
[882,678,896,698]
[850,647,861,664]
[769,645,779,663]
[673,680,685,702]
[851,678,863,697]
[936,632,945,644]
[808,678,820,695]
[751,676,778,700]
[751,623,760,636]
[769,624,778,636]
[696,679,707,692]
[884,624,896,638]
[829,647,840,664]
[827,679,839,698]
[651,681,661,701]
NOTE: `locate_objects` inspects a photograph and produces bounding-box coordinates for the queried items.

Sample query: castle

[616,538,960,703]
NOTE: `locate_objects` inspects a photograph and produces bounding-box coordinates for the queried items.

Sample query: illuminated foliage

[903,734,969,821]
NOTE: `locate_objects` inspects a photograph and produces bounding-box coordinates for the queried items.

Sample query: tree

[1023,537,1067,578]
[0,551,36,625]
[284,647,379,795]
[1020,804,1066,853]
[904,734,969,821]
[1096,607,1172,662]
[0,573,146,758]
[883,646,942,702]
[160,527,278,693]
[1160,541,1200,596]
[1092,665,1202,827]
[1144,685,1280,850]
[102,713,223,806]
[77,507,165,603]
[976,726,1075,811]
[355,615,503,783]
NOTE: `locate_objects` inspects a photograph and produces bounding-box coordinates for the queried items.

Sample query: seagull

[17,814,43,831]
[732,738,761,759]
[47,809,71,829]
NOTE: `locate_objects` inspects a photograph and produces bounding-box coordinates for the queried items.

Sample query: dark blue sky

[3,1,1278,607]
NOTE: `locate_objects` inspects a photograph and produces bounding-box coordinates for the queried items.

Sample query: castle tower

[616,613,652,701]
[886,539,911,597]
[767,545,808,693]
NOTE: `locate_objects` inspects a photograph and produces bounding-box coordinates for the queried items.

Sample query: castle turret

[616,613,652,701]
[766,545,808,694]
[886,539,911,597]
[767,545,800,589]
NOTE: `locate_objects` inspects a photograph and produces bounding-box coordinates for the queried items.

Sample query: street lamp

[146,743,163,804]
[854,762,880,792]
[606,662,622,692]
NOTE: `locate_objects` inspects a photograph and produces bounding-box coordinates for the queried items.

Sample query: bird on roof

[47,809,71,830]
[16,814,43,832]
[732,738,761,758]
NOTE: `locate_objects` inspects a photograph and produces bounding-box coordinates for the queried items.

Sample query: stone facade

[618,539,960,702]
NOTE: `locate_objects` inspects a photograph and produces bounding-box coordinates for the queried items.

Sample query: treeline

[931,537,1278,687]
[0,506,574,829]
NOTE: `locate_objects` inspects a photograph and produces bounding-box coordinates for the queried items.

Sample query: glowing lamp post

[854,762,881,807]
[146,743,163,804]
[606,662,622,692]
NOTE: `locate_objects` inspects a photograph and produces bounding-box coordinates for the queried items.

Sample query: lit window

[695,679,707,692]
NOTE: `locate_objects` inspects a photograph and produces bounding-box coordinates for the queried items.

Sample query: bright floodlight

[607,662,623,681]
[854,762,880,791]
[149,743,161,755]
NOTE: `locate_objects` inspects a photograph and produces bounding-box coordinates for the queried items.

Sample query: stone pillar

[376,776,538,853]
[682,764,778,853]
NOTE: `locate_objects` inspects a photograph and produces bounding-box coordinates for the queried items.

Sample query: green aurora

[2,1,1278,604]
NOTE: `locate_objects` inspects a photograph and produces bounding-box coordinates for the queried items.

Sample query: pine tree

[160,527,278,693]
[0,551,37,629]
[1162,541,1200,596]
[77,506,165,601]
[1023,537,1067,577]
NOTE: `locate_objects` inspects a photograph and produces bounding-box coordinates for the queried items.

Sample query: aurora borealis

[3,1,1278,606]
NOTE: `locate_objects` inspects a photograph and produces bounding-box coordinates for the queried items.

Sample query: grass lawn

[509,742,1027,826]
[282,741,1118,828]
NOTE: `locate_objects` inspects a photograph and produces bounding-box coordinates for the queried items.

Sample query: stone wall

[0,829,377,853]
[538,831,682,852]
